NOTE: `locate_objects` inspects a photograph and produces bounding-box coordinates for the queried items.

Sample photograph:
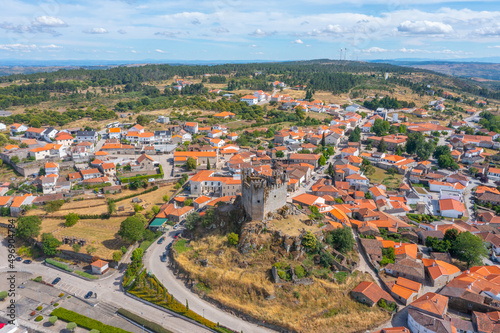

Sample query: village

[0,74,500,333]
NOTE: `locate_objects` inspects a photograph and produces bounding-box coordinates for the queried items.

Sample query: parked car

[84,291,93,299]
[157,237,165,244]
[161,253,167,262]
[15,257,22,262]
[52,277,61,285]
[23,260,32,264]
[148,178,156,182]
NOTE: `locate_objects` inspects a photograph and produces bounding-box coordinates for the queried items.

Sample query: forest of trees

[363,96,416,110]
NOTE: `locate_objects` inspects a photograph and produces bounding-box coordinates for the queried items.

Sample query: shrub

[294,265,306,279]
[49,316,58,325]
[33,276,43,282]
[75,270,98,280]
[0,291,7,300]
[121,246,127,254]
[58,293,64,297]
[45,258,73,272]
[35,315,43,322]
[117,308,174,333]
[65,213,80,227]
[72,243,81,253]
[36,306,43,311]
[226,233,239,246]
[53,303,59,307]
[51,308,130,333]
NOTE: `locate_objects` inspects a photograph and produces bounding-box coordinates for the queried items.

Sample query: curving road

[0,237,211,333]
[144,227,275,333]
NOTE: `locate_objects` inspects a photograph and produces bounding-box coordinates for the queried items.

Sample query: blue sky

[1,0,500,61]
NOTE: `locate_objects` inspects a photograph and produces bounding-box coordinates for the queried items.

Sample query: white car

[148,178,156,182]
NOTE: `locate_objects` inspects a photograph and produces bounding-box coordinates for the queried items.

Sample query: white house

[108,128,122,140]
[184,122,198,134]
[241,95,258,105]
[45,162,59,176]
[209,138,225,148]
[341,147,359,159]
[90,259,109,274]
[488,167,500,179]
[429,180,465,194]
[10,123,28,135]
[42,127,58,141]
[439,199,465,218]
[75,131,98,143]
[345,174,369,187]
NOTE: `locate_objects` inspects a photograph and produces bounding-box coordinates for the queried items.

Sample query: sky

[1,0,500,62]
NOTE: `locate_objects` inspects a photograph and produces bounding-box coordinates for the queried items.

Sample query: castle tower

[241,168,288,221]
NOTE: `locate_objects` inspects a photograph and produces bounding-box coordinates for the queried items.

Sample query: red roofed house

[90,259,109,274]
[351,281,396,307]
[407,293,452,333]
[80,168,102,180]
[184,122,198,134]
[439,199,465,218]
[241,95,258,105]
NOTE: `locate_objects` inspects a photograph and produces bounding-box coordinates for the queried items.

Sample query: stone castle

[241,168,288,221]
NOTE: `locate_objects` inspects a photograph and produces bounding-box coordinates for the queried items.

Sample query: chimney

[434,224,437,231]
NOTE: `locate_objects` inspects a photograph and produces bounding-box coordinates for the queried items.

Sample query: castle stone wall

[241,168,287,221]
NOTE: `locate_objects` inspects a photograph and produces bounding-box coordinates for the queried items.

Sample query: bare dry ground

[176,235,390,333]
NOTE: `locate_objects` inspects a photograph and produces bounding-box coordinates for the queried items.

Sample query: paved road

[0,238,211,333]
[144,228,275,333]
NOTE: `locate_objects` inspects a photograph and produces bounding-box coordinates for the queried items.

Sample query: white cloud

[488,45,500,48]
[0,44,37,51]
[363,47,388,53]
[308,24,343,36]
[131,50,137,53]
[250,29,275,37]
[118,29,127,34]
[475,25,500,36]
[0,43,60,52]
[154,31,180,38]
[212,27,229,33]
[34,16,67,27]
[292,39,304,44]
[83,27,108,34]
[40,44,62,49]
[155,49,167,53]
[398,20,453,35]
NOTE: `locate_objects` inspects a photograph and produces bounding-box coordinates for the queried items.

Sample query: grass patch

[366,166,403,191]
[51,307,131,333]
[173,239,189,254]
[117,308,173,333]
[139,240,154,251]
[333,271,349,283]
[45,258,73,272]
[128,272,228,333]
[74,270,99,280]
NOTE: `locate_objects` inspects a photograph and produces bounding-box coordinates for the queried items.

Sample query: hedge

[120,167,164,183]
[50,308,131,333]
[111,186,158,203]
[128,273,231,333]
[45,259,73,272]
[117,308,173,333]
[78,213,110,220]
[74,270,99,280]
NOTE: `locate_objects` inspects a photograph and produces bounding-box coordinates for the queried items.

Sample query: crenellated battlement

[241,168,288,221]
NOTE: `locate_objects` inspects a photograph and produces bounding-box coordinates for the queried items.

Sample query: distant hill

[371,60,500,82]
